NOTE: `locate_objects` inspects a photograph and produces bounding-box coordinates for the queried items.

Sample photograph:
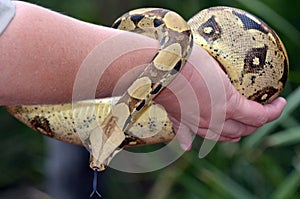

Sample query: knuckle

[256,112,268,127]
[226,90,241,118]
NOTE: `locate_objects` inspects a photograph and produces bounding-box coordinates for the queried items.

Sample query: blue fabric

[0,0,15,35]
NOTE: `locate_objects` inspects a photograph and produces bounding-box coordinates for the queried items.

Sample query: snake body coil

[189,7,288,104]
[6,7,288,171]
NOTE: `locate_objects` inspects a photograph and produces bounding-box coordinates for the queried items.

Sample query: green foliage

[1,0,300,198]
[0,107,45,198]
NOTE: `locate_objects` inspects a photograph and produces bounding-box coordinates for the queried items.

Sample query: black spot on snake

[112,19,121,29]
[130,14,144,25]
[154,18,163,27]
[30,116,53,137]
[151,52,159,62]
[120,135,145,147]
[182,29,192,37]
[249,87,278,104]
[251,75,256,84]
[136,99,146,112]
[122,116,132,132]
[243,45,268,73]
[170,59,182,75]
[150,83,163,95]
[232,10,268,34]
[198,16,222,42]
[280,57,289,87]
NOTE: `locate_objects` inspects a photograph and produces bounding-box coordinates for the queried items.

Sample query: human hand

[0,1,286,151]
[155,44,287,150]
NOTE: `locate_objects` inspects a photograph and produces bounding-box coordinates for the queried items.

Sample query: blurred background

[0,0,300,198]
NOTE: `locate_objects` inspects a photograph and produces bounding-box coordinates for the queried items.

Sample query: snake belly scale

[6,7,288,171]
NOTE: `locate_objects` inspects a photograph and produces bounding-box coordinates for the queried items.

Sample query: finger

[195,128,241,142]
[227,92,267,127]
[195,118,258,140]
[220,119,258,138]
[219,136,241,142]
[263,97,287,123]
[227,87,285,127]
[174,123,239,149]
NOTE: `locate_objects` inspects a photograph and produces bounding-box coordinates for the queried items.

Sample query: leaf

[270,166,300,199]
[265,126,300,147]
[185,151,256,199]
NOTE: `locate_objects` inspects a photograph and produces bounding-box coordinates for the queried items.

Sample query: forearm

[0,1,157,105]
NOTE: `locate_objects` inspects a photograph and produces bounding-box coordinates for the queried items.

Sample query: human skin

[0,1,286,149]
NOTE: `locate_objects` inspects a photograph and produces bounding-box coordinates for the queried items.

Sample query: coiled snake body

[6,7,288,171]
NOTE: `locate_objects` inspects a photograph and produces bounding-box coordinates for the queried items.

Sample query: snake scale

[6,7,288,171]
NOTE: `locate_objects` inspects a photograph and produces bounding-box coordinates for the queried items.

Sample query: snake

[5,6,289,171]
